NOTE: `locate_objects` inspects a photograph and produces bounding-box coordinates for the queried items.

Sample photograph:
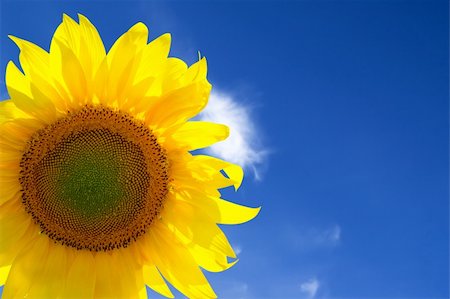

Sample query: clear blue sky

[0,1,448,298]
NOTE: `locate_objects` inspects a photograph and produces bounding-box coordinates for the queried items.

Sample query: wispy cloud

[300,278,320,299]
[198,90,267,180]
[285,224,342,251]
[218,281,251,299]
[317,225,341,245]
[232,282,249,296]
[233,245,242,256]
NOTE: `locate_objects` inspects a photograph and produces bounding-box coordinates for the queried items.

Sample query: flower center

[19,106,169,251]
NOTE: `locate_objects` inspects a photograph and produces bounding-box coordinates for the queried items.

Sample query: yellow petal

[0,100,31,124]
[122,33,172,113]
[8,36,68,112]
[169,154,235,192]
[168,185,220,215]
[94,250,144,299]
[114,249,145,299]
[161,197,237,270]
[61,250,96,299]
[190,248,238,273]
[145,81,211,131]
[26,243,69,299]
[0,198,34,266]
[188,155,244,190]
[0,224,36,269]
[157,57,207,97]
[167,121,229,150]
[53,39,88,104]
[148,222,217,298]
[223,163,244,190]
[77,14,107,79]
[51,14,82,53]
[51,14,106,78]
[0,137,23,151]
[2,235,50,299]
[160,58,188,93]
[8,36,48,77]
[109,22,148,57]
[119,76,156,113]
[92,57,108,102]
[0,144,22,164]
[160,198,239,272]
[0,118,41,153]
[0,176,21,205]
[139,287,148,299]
[214,198,261,225]
[167,185,260,226]
[135,33,171,84]
[0,265,11,285]
[182,57,208,84]
[106,22,148,105]
[93,252,116,298]
[164,197,236,256]
[143,264,174,298]
[6,61,56,122]
[48,14,107,106]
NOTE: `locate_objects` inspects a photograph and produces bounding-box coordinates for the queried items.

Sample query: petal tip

[62,13,72,23]
[77,13,91,26]
[158,33,172,47]
[8,35,22,49]
[130,22,149,34]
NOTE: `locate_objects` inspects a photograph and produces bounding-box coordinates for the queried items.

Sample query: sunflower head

[0,14,259,299]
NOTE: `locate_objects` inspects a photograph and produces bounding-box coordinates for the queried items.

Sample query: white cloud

[300,278,320,299]
[198,90,267,180]
[233,245,242,255]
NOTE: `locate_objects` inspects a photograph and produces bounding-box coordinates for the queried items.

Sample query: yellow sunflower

[0,14,260,299]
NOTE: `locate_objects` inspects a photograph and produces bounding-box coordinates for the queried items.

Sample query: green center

[36,128,149,231]
[20,105,169,251]
[57,137,125,220]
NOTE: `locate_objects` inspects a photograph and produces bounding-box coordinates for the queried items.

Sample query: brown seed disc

[19,105,169,251]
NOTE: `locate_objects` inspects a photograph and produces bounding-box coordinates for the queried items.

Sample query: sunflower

[0,14,260,299]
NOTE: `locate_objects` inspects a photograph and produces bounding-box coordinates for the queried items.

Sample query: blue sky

[0,1,448,298]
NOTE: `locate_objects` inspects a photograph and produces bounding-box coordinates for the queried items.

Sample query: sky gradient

[1,1,448,298]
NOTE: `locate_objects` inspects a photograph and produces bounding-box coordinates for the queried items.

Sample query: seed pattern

[19,105,170,251]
